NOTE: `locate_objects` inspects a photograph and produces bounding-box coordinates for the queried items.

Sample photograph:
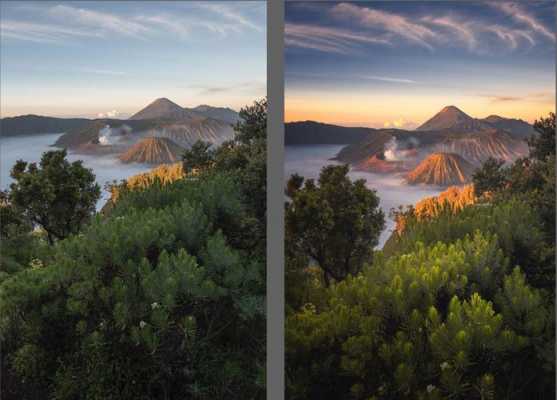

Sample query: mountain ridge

[1,115,91,137]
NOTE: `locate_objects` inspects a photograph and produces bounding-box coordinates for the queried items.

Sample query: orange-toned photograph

[284,2,556,399]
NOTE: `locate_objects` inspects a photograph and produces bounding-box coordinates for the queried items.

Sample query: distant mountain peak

[154,97,174,103]
[440,105,465,113]
[417,105,480,132]
[130,98,194,121]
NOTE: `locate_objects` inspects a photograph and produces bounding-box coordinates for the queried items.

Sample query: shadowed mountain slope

[0,115,90,137]
[285,121,375,145]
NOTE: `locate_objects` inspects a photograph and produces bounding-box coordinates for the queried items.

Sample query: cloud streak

[2,3,265,45]
[364,75,417,84]
[480,92,554,103]
[79,68,126,76]
[492,2,555,42]
[187,81,265,96]
[421,15,478,51]
[315,2,552,54]
[0,20,101,44]
[332,3,438,51]
[195,2,263,33]
[50,5,151,40]
[285,23,391,54]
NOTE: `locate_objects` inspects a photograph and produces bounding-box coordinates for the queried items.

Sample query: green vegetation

[7,149,100,244]
[286,165,385,286]
[286,113,555,399]
[0,99,266,399]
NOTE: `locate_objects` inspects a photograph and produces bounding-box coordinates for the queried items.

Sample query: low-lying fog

[1,133,154,209]
[2,137,444,243]
[285,145,443,248]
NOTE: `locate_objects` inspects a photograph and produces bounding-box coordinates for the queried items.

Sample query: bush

[286,231,554,400]
[0,173,265,400]
[384,199,553,291]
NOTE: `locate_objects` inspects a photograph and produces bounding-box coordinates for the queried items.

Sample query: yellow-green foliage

[286,231,553,400]
[107,162,186,204]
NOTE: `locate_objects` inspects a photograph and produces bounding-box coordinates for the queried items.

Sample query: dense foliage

[286,113,555,399]
[473,112,555,241]
[0,99,267,399]
[8,149,100,244]
[286,165,385,286]
[183,98,267,248]
[287,230,553,399]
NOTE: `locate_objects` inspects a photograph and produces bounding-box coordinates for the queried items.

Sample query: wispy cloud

[492,2,555,42]
[480,92,553,103]
[484,25,535,49]
[0,20,101,44]
[2,3,263,45]
[286,71,417,86]
[187,81,265,96]
[49,5,151,40]
[195,2,263,33]
[421,15,478,51]
[134,15,190,38]
[79,68,125,76]
[364,75,417,84]
[326,2,549,54]
[285,23,391,54]
[332,3,438,51]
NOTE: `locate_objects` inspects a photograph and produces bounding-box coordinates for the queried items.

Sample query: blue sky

[0,1,266,118]
[285,1,555,128]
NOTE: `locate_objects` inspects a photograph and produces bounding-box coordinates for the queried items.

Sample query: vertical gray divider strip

[267,0,285,399]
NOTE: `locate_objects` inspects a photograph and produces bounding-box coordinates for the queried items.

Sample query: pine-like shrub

[384,199,552,290]
[286,231,554,400]
[0,173,265,399]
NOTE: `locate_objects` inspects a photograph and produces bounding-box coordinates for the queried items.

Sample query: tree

[286,164,385,285]
[9,149,100,244]
[232,98,267,144]
[528,112,555,161]
[0,190,36,276]
[472,157,507,197]
[211,98,267,251]
[182,140,215,174]
[285,173,304,198]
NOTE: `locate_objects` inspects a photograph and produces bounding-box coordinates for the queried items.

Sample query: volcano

[129,98,197,121]
[416,106,492,132]
[119,137,185,164]
[406,152,476,186]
